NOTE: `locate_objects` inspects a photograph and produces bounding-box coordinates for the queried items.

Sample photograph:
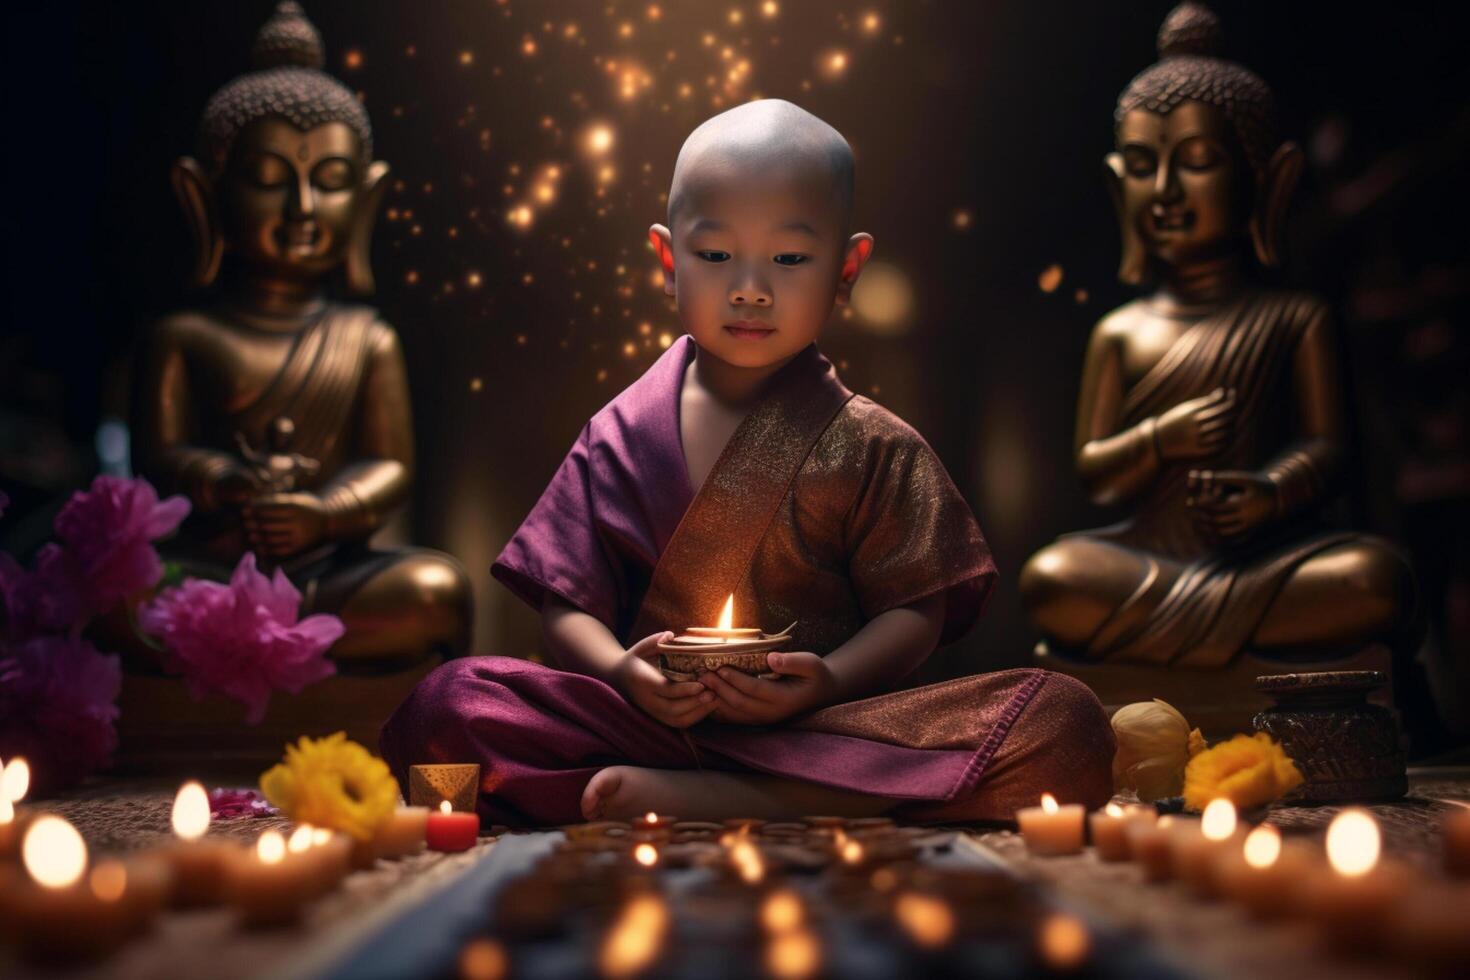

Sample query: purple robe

[381,338,1112,825]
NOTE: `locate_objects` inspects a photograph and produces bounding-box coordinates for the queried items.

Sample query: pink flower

[0,545,86,637]
[208,787,277,819]
[0,633,121,795]
[53,475,190,617]
[139,553,342,724]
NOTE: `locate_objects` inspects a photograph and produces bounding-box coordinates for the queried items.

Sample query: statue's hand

[1186,469,1278,541]
[217,463,264,508]
[242,491,328,558]
[1156,388,1236,460]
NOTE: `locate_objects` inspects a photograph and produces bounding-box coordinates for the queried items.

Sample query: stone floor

[4,770,1466,979]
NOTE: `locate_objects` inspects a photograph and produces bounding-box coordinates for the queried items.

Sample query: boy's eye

[696,250,731,263]
[773,254,808,266]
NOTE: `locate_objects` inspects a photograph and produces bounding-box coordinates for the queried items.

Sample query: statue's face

[218,117,366,279]
[1116,100,1248,268]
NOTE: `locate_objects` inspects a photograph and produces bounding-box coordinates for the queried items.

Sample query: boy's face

[651,161,872,370]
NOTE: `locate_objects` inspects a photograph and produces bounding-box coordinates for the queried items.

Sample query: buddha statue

[133,2,471,672]
[1020,3,1414,670]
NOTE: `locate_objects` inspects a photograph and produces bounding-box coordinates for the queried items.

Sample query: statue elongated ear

[344,160,391,296]
[171,157,223,288]
[1105,152,1149,286]
[1250,141,1303,270]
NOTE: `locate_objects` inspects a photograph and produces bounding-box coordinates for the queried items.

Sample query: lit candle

[1125,814,1177,881]
[685,594,763,640]
[764,926,822,980]
[309,826,353,890]
[372,805,431,859]
[0,815,169,962]
[1214,824,1316,918]
[425,800,479,852]
[1089,803,1154,862]
[1299,809,1414,952]
[287,824,348,897]
[0,756,36,861]
[226,829,318,927]
[1016,793,1086,856]
[760,888,806,934]
[892,890,955,950]
[1171,799,1243,897]
[161,780,239,906]
[599,891,669,979]
[1035,913,1092,972]
[1443,805,1470,878]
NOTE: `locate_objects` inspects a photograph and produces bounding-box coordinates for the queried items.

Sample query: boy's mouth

[724,320,776,340]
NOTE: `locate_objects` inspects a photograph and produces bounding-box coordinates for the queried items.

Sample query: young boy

[381,100,1112,825]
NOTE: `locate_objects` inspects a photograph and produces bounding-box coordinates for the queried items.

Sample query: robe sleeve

[491,424,622,631]
[842,404,996,645]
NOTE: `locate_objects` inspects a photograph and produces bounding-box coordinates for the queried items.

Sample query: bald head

[667,100,854,230]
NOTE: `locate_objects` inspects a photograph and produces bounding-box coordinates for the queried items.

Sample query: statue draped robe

[380,337,1113,826]
[1075,291,1358,667]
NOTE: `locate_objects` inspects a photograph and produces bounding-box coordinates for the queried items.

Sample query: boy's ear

[835,233,875,305]
[648,224,676,296]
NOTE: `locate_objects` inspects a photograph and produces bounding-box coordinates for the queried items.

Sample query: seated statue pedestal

[1034,642,1394,738]
[114,660,439,777]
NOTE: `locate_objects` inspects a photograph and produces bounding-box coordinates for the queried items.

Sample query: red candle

[425,801,479,852]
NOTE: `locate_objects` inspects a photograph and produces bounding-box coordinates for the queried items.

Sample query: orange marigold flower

[1183,732,1303,812]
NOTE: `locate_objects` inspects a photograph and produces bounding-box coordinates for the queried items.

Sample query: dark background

[4,2,1468,742]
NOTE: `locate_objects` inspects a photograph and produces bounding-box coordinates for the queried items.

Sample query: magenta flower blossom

[139,553,342,724]
[208,787,277,819]
[0,633,121,795]
[52,475,190,617]
[0,545,86,637]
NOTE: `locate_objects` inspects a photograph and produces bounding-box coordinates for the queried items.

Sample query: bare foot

[580,765,894,821]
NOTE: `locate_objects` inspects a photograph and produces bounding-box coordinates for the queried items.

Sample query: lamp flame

[2,757,30,803]
[1201,799,1237,841]
[441,800,453,814]
[634,843,659,867]
[288,825,315,854]
[23,815,87,889]
[171,780,211,841]
[1105,802,1125,818]
[1041,793,1059,814]
[257,830,286,865]
[1326,809,1379,877]
[718,595,735,631]
[599,892,668,979]
[1242,825,1281,869]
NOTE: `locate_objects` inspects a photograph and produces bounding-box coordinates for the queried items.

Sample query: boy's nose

[729,277,772,307]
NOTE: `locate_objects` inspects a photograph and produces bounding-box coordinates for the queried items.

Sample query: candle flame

[599,892,669,978]
[311,827,333,846]
[440,800,453,814]
[257,830,286,865]
[1041,793,1059,814]
[2,757,30,803]
[644,811,658,824]
[89,860,128,902]
[1326,809,1379,877]
[893,891,955,948]
[1242,825,1281,869]
[718,594,734,631]
[840,839,864,864]
[760,889,804,933]
[634,843,659,866]
[171,780,211,841]
[1104,803,1125,818]
[288,824,315,854]
[23,815,87,889]
[730,837,765,884]
[765,928,821,980]
[1038,913,1091,970]
[1201,799,1238,841]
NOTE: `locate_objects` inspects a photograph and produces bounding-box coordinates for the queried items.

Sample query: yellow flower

[260,732,398,841]
[1183,732,1304,812]
[1110,699,1203,802]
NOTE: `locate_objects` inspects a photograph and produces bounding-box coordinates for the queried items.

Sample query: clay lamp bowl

[657,596,795,679]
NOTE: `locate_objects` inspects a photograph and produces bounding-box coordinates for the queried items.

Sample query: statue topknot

[197,1,371,173]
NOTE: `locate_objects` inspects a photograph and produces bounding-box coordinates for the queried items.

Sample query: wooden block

[409,764,480,810]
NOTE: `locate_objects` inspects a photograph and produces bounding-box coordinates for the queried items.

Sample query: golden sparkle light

[343,49,363,70]
[459,50,474,66]
[598,892,669,979]
[1038,263,1064,293]
[819,50,849,79]
[765,928,821,980]
[634,843,659,867]
[507,205,534,229]
[1326,809,1380,877]
[583,123,616,157]
[761,1,780,18]
[171,780,211,841]
[23,815,87,889]
[257,830,286,865]
[893,891,955,949]
[861,11,882,34]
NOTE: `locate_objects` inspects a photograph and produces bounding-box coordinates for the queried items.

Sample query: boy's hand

[612,631,717,729]
[698,651,837,725]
